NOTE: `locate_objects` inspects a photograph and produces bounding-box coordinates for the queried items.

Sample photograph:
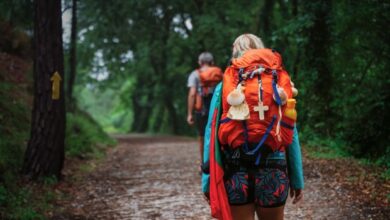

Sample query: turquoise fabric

[201,83,222,193]
[201,83,304,192]
[287,126,305,189]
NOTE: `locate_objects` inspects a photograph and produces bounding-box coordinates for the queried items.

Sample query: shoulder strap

[272,70,282,106]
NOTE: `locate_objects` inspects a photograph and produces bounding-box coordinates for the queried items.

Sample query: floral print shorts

[224,154,289,207]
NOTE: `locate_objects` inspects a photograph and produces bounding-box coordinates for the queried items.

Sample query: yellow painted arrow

[50,71,62,100]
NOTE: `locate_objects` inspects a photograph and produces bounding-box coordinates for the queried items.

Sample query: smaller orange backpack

[199,67,223,87]
[194,67,223,112]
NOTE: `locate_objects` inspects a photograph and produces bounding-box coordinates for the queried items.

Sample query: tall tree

[301,0,333,134]
[67,0,77,105]
[260,0,275,37]
[22,0,65,179]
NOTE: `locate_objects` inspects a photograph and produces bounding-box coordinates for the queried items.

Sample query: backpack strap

[195,69,203,94]
[242,120,249,152]
[272,69,283,142]
[238,68,245,83]
[246,115,276,156]
[238,67,278,165]
[236,68,251,153]
[219,118,231,124]
[236,67,281,164]
[272,70,282,106]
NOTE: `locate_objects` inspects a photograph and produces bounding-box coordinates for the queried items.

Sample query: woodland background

[0,0,389,219]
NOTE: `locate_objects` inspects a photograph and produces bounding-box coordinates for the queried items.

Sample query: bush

[65,109,116,158]
[0,184,47,220]
[1,78,115,218]
[299,126,349,159]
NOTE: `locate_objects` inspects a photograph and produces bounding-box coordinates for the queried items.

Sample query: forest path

[55,135,389,220]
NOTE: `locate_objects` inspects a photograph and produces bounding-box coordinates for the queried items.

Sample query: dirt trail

[55,135,389,220]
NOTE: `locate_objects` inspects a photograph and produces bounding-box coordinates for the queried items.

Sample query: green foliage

[0,185,6,206]
[2,0,387,165]
[41,176,58,186]
[0,0,33,30]
[66,0,389,167]
[74,84,133,133]
[300,127,349,159]
[0,87,114,219]
[0,80,30,183]
[327,0,390,161]
[0,80,115,218]
[0,61,115,219]
[2,0,389,186]
[0,2,119,218]
[0,184,49,220]
[0,0,388,217]
[65,109,116,157]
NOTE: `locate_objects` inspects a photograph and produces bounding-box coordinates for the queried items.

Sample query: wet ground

[54,135,389,220]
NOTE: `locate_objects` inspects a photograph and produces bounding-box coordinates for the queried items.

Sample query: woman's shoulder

[223,65,236,75]
[222,66,237,82]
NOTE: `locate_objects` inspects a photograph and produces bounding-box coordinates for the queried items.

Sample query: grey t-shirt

[187,70,199,88]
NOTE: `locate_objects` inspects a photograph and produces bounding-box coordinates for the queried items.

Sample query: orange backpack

[194,67,223,111]
[218,49,295,159]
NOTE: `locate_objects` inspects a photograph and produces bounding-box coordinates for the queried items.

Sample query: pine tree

[22,0,65,179]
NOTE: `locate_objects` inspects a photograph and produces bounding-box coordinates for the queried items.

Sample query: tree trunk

[130,94,152,133]
[134,108,152,132]
[292,0,298,16]
[260,0,275,37]
[151,105,165,132]
[165,99,178,134]
[303,0,333,133]
[292,0,300,78]
[67,0,77,106]
[22,0,65,179]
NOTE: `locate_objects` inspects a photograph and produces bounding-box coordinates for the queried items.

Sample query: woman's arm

[286,126,304,204]
[287,126,304,189]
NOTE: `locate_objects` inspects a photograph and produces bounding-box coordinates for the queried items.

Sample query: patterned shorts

[224,154,289,207]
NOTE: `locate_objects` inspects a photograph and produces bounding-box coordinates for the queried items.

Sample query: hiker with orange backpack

[187,52,223,169]
[202,34,304,220]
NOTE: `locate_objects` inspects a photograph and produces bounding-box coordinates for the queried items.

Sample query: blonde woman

[202,34,304,220]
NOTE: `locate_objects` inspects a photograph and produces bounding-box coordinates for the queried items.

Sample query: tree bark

[22,0,65,179]
[130,93,152,133]
[303,0,333,133]
[165,99,179,134]
[152,105,165,132]
[67,0,77,105]
[260,0,275,37]
[292,0,300,78]
[292,0,298,16]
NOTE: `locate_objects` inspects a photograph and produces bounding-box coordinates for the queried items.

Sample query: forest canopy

[1,0,389,162]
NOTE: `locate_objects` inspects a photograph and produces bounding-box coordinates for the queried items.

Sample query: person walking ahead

[187,52,222,169]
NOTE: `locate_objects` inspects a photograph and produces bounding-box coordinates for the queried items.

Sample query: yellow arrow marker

[50,71,62,100]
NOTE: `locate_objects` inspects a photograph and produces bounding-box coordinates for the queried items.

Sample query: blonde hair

[232,34,265,58]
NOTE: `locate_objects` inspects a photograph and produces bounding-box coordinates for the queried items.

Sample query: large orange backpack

[194,66,223,111]
[218,49,295,160]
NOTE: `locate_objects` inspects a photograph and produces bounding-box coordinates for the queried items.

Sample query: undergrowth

[0,177,58,220]
[0,76,44,219]
[0,75,116,219]
[66,108,116,158]
[300,126,390,179]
